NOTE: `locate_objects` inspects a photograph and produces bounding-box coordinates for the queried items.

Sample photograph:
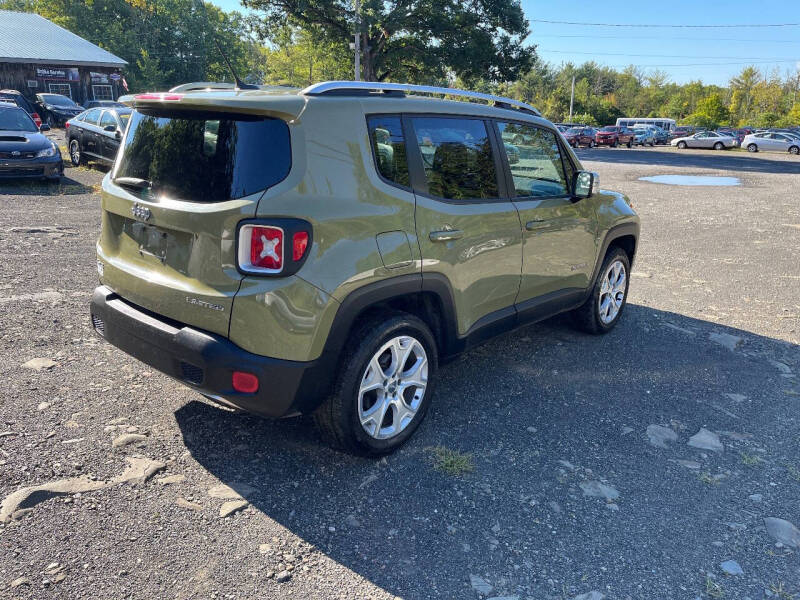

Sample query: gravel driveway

[1,145,798,600]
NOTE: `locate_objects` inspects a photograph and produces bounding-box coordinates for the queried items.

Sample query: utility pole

[353,0,361,81]
[569,75,575,122]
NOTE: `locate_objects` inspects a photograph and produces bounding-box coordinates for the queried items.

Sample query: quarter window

[496,122,569,198]
[367,115,409,187]
[411,117,498,201]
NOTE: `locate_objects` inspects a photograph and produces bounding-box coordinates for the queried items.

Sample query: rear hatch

[97,94,296,336]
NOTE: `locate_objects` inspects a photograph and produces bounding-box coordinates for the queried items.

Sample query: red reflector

[134,93,183,101]
[250,226,283,271]
[292,231,309,261]
[64,121,70,129]
[232,371,259,393]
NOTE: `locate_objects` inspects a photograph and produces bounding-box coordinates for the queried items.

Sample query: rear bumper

[90,285,323,418]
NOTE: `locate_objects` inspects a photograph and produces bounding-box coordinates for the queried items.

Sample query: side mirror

[104,124,116,132]
[573,170,597,199]
[39,124,50,132]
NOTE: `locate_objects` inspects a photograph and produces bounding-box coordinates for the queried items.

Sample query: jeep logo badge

[131,203,151,221]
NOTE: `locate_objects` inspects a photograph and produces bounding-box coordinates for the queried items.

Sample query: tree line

[1,0,798,128]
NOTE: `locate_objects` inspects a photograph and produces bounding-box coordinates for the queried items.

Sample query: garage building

[0,10,128,106]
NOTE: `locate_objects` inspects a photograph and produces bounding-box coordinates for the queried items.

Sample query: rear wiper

[113,176,152,191]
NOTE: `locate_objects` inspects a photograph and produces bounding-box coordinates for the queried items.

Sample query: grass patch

[785,464,800,483]
[428,446,474,476]
[697,471,720,486]
[740,451,763,466]
[705,576,724,598]
[770,582,796,600]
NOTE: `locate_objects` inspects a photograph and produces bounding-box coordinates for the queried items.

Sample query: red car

[595,126,636,148]
[563,127,597,148]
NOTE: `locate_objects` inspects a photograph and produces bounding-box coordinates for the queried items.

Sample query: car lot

[0,146,798,599]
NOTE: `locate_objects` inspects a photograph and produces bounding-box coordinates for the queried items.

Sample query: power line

[532,34,800,43]
[532,19,800,28]
[539,49,800,61]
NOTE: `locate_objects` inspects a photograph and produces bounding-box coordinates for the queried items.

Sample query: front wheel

[571,248,631,334]
[588,140,595,148]
[314,312,438,455]
[789,145,799,155]
[747,143,758,152]
[713,142,724,150]
[627,139,633,148]
[677,141,687,149]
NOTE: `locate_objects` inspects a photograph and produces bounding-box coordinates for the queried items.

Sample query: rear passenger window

[411,117,498,201]
[367,116,409,187]
[496,122,569,198]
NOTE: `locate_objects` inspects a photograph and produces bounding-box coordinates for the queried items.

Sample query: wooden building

[0,10,127,106]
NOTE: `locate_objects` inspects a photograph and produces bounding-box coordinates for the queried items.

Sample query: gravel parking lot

[1,141,798,600]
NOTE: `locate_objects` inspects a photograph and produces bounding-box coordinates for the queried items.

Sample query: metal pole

[569,75,575,122]
[354,0,361,81]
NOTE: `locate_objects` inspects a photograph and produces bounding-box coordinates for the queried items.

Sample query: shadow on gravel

[175,304,799,598]
[577,147,800,175]
[0,175,98,196]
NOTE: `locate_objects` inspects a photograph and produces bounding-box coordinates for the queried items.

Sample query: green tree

[686,93,729,128]
[242,0,534,83]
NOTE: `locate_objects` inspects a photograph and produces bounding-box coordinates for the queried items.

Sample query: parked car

[742,132,800,154]
[671,130,737,150]
[0,103,62,180]
[35,93,85,126]
[668,126,697,141]
[632,126,656,146]
[0,89,42,128]
[66,107,131,165]
[83,100,126,110]
[651,127,670,145]
[89,81,639,455]
[564,126,597,148]
[595,125,635,148]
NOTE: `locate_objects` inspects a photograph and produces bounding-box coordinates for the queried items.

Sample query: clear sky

[208,0,800,86]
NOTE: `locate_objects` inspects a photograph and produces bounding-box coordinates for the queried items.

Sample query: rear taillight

[237,221,312,276]
[32,113,42,127]
[64,121,70,129]
[249,226,283,271]
[292,231,309,261]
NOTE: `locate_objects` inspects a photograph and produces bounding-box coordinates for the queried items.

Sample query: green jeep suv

[90,81,639,455]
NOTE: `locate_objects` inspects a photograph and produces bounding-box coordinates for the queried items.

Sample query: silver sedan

[671,131,737,150]
[742,132,800,155]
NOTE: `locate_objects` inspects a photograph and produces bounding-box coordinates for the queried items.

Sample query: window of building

[93,85,113,101]
[48,83,72,98]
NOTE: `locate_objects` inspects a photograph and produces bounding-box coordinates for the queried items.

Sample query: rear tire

[789,145,799,155]
[677,141,687,149]
[571,248,631,335]
[313,312,438,456]
[627,139,633,148]
[713,142,724,150]
[747,143,758,152]
[588,140,595,148]
[69,138,83,166]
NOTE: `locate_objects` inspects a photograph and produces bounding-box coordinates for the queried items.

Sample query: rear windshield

[114,109,291,202]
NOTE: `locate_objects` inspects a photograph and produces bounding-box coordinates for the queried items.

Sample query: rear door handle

[525,219,550,231]
[429,230,464,242]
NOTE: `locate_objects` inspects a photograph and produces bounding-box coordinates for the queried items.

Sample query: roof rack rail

[169,82,239,93]
[300,81,541,117]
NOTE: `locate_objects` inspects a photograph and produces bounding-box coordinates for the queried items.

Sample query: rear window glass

[367,115,409,187]
[115,110,291,202]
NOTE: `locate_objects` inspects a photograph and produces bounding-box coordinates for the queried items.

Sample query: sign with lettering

[35,67,79,81]
[90,72,109,83]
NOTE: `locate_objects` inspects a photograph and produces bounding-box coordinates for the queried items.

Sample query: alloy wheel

[598,260,627,325]
[69,140,81,165]
[358,335,428,440]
